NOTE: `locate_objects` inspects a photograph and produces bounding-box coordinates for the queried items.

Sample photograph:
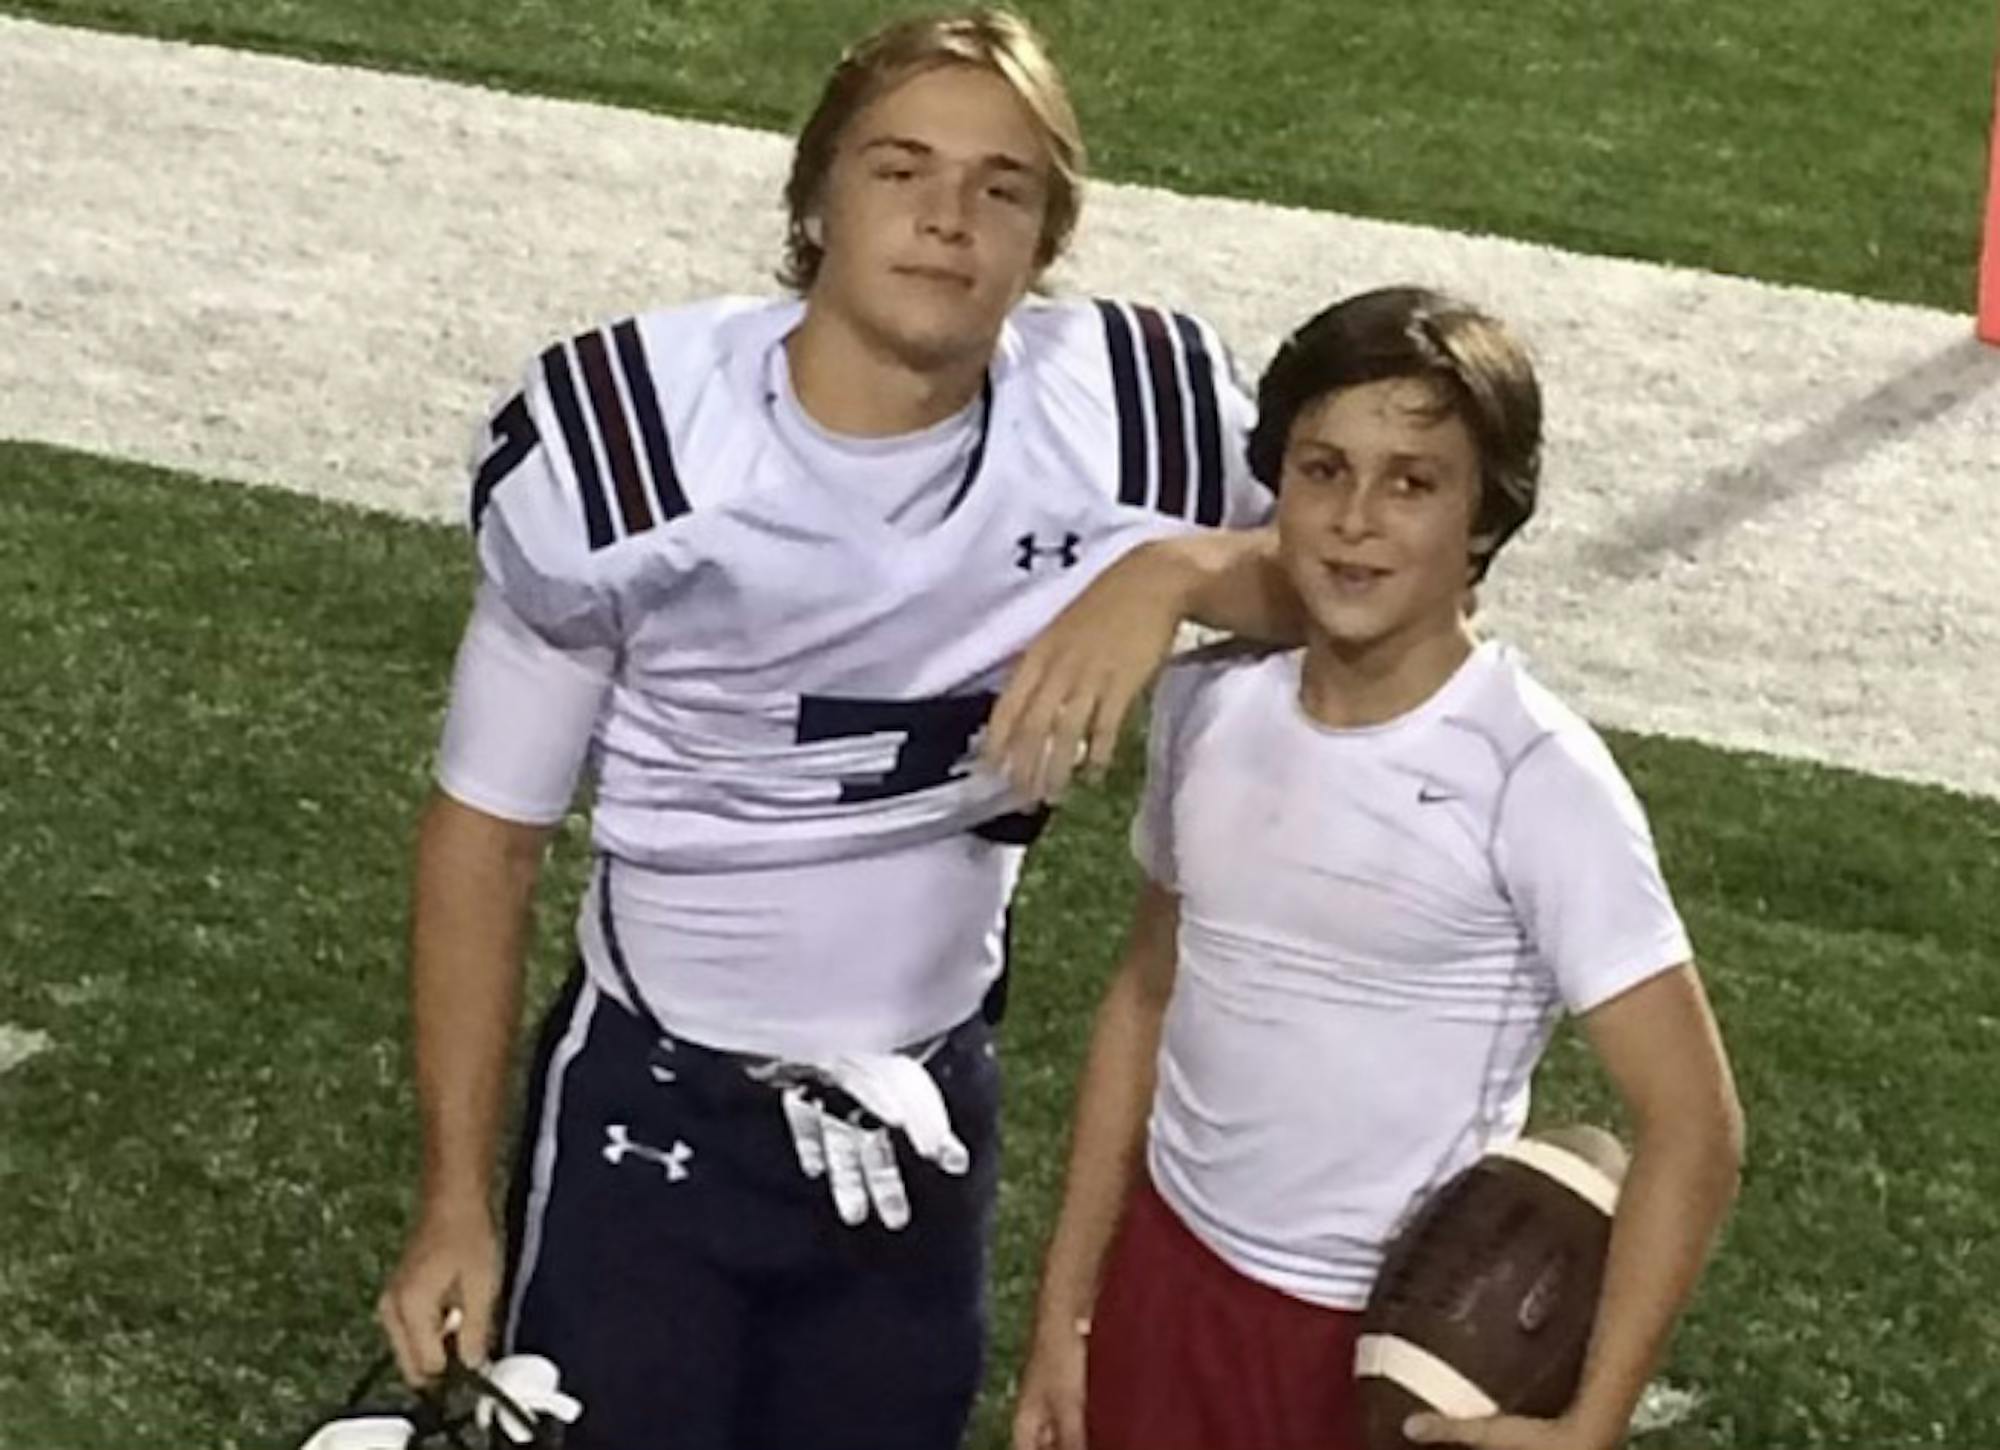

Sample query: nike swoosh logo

[1417,787,1457,804]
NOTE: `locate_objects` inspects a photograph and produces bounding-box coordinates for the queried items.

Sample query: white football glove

[768,1051,970,1230]
[297,1418,415,1450]
[474,1353,584,1443]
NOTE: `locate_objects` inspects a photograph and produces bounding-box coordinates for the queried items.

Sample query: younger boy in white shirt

[1014,287,1744,1450]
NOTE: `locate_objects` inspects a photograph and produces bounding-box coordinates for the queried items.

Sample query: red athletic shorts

[1085,1175,1366,1450]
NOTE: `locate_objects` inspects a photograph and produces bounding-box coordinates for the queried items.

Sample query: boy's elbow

[1674,1086,1746,1207]
[1635,1077,1745,1203]
[1715,1084,1747,1197]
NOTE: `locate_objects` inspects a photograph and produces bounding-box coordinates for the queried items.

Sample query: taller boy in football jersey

[1014,288,1744,1450]
[374,10,1282,1450]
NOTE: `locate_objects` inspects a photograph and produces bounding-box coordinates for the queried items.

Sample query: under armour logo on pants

[602,1124,694,1181]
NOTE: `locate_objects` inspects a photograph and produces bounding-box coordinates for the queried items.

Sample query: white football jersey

[460,294,1269,1053]
[1133,642,1691,1307]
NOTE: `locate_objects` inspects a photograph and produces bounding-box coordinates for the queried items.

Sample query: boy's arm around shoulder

[983,526,1300,802]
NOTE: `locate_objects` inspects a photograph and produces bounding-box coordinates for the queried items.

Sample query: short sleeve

[1130,665,1200,890]
[1493,728,1694,1013]
[467,358,621,654]
[434,583,613,825]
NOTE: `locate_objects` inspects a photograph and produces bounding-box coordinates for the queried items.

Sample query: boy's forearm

[407,791,550,1214]
[1143,528,1303,644]
[1568,1122,1743,1441]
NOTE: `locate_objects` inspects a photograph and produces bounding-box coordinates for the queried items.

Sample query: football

[1354,1126,1627,1450]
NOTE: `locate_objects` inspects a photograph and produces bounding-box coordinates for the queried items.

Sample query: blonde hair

[779,8,1086,291]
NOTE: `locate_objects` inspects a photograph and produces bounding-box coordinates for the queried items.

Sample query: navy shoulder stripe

[1094,299,1148,507]
[1132,304,1190,518]
[576,328,653,539]
[1094,300,1226,525]
[1171,312,1226,527]
[612,318,690,526]
[540,342,615,551]
[539,321,693,552]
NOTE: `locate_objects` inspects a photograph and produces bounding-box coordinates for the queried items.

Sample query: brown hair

[778,8,1086,292]
[1248,286,1544,583]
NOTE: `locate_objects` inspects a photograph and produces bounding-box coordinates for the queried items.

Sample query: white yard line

[4,17,1997,799]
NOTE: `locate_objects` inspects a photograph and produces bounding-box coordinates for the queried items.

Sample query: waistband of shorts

[1135,1171,1364,1323]
[580,960,988,1071]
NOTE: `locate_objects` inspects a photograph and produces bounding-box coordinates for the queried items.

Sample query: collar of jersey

[1284,638,1505,740]
[720,298,1016,545]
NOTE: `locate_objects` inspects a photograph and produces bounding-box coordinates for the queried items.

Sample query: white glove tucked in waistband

[754,1050,971,1231]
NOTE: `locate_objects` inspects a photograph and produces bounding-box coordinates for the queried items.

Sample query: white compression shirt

[1133,642,1692,1308]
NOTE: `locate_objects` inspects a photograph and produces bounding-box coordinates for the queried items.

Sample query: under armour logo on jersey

[1016,531,1081,571]
[602,1124,693,1181]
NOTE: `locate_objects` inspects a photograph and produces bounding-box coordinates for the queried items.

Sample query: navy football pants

[499,970,1001,1450]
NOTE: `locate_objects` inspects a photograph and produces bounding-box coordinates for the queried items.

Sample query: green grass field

[5,438,1999,1450]
[4,1,1999,1445]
